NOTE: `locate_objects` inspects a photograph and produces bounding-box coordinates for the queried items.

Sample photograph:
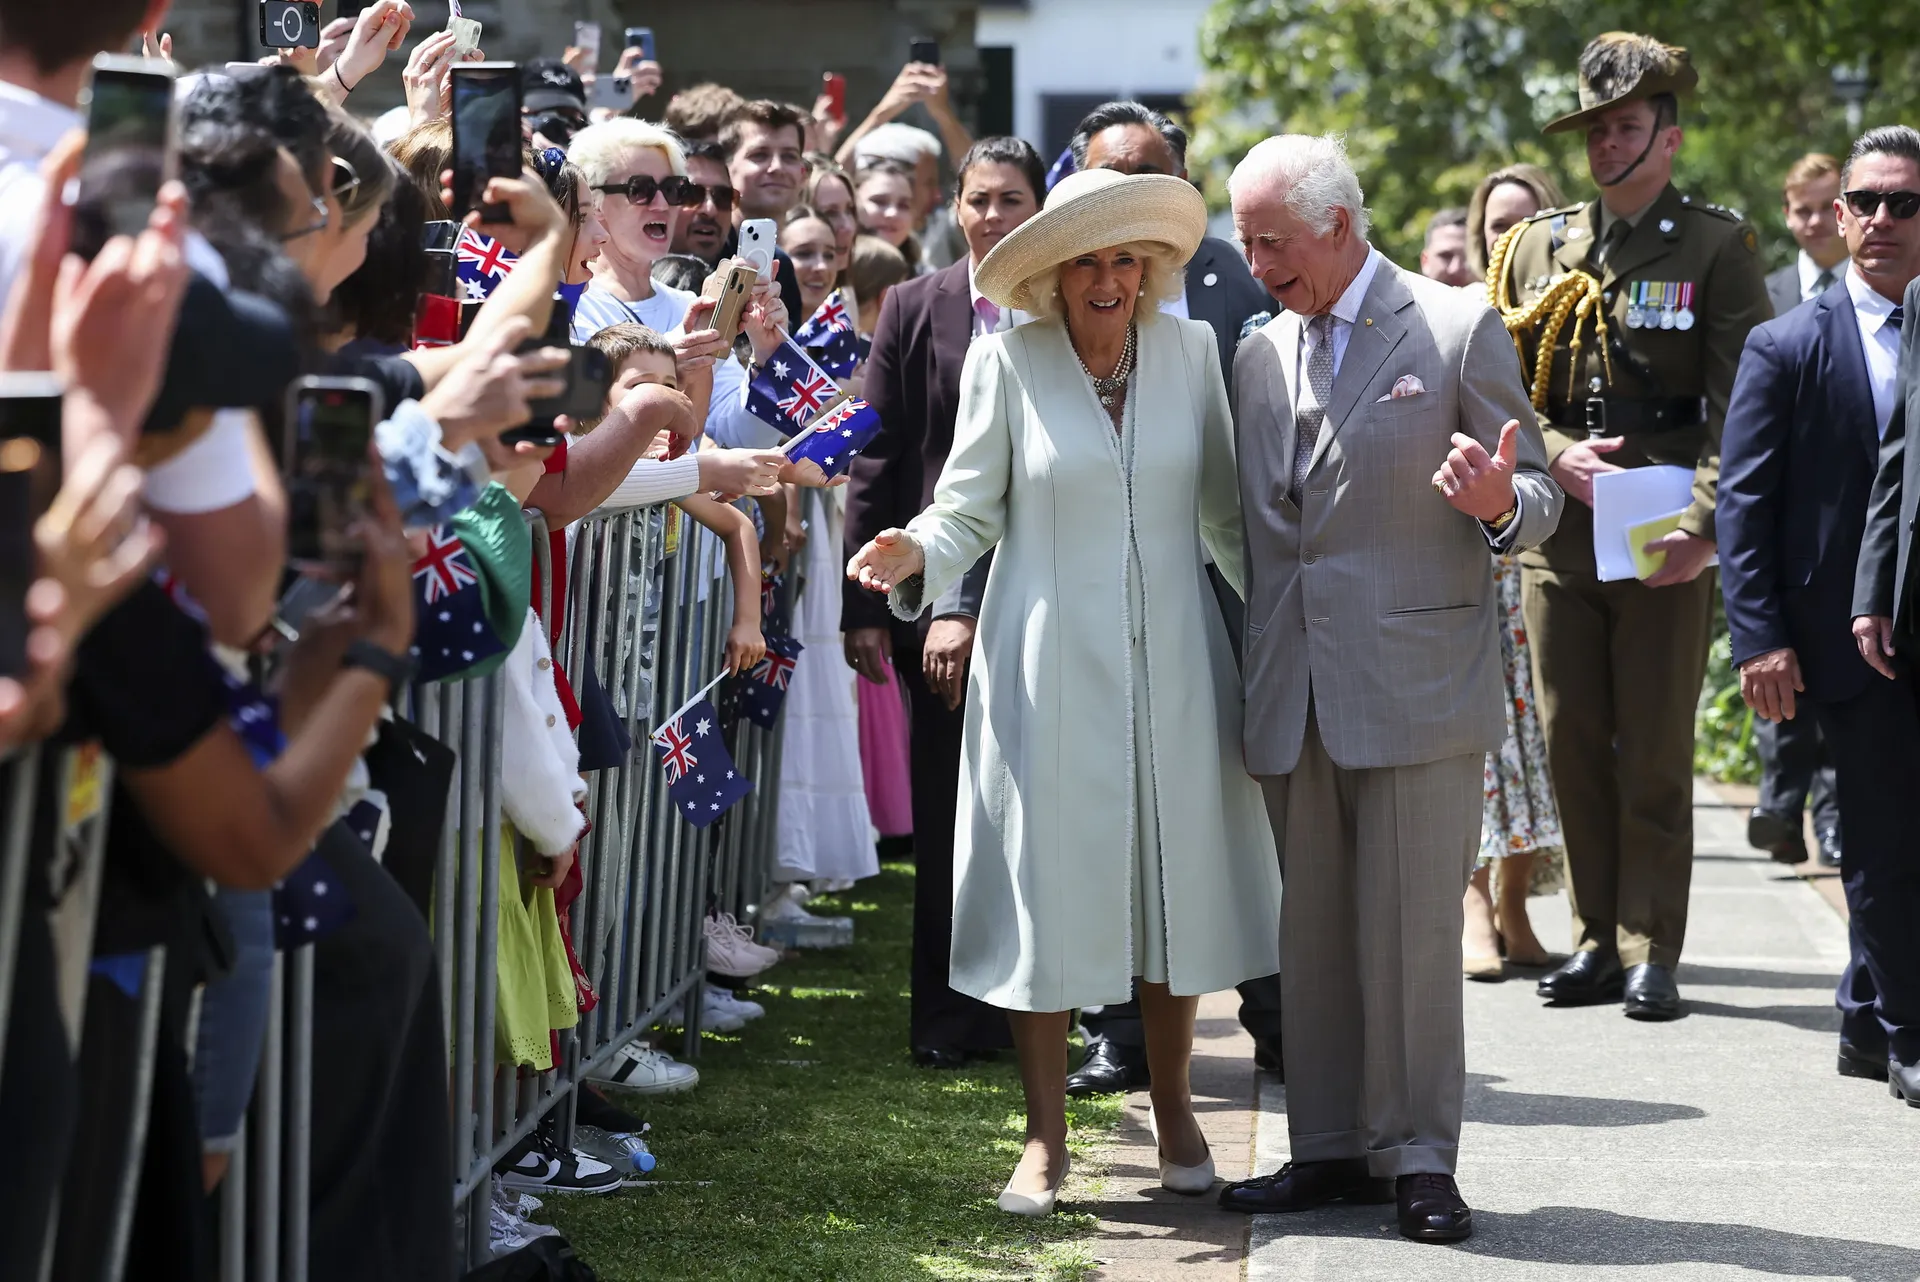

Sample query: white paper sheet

[1591,465,1715,582]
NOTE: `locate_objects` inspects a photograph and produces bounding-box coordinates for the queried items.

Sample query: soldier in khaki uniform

[1487,33,1770,1019]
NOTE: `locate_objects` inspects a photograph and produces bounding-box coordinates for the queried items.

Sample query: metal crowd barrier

[2,494,795,1279]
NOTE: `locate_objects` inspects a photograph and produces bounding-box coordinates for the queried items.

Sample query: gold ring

[1432,479,1446,495]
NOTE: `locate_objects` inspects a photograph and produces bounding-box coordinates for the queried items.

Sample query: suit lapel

[1312,263,1410,471]
[1818,285,1880,461]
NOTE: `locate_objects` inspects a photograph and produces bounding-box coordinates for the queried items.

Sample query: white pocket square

[1375,374,1427,402]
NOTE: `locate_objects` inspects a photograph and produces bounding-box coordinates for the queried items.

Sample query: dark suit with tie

[1752,261,1842,852]
[844,260,1010,1055]
[1722,275,1920,1068]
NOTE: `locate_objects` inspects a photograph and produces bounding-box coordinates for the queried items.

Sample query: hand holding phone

[260,1,322,49]
[72,55,177,262]
[738,218,778,282]
[822,73,847,125]
[909,37,941,67]
[283,377,383,572]
[572,21,601,67]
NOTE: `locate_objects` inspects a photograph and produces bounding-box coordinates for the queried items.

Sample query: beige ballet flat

[1148,1107,1215,1194]
[997,1153,1070,1217]
[1463,952,1506,982]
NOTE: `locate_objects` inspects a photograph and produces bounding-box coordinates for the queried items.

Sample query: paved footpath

[1074,781,1920,1281]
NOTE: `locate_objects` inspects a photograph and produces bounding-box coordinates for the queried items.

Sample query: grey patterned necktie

[1813,267,1837,296]
[1292,312,1335,497]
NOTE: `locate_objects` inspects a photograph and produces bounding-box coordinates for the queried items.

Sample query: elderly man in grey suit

[1215,135,1563,1244]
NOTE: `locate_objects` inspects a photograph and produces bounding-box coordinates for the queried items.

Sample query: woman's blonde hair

[387,119,451,220]
[567,118,688,191]
[1018,240,1187,322]
[1465,163,1566,278]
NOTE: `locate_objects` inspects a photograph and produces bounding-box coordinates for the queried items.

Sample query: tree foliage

[1189,0,1920,264]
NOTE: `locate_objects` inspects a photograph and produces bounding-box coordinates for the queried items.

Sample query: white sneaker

[710,987,765,1021]
[761,888,829,925]
[705,914,778,978]
[813,878,856,894]
[674,989,746,1032]
[588,1041,701,1094]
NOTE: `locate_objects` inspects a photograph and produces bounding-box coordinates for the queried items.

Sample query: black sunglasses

[593,174,702,207]
[688,182,736,213]
[1844,188,1920,220]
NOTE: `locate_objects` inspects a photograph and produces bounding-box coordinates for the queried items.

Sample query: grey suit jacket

[1232,257,1563,775]
[1766,264,1803,319]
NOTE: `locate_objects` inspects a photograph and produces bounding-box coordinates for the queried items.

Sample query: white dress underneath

[775,489,879,884]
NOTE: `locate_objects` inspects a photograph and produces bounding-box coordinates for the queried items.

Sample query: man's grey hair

[1228,134,1372,240]
[854,122,943,166]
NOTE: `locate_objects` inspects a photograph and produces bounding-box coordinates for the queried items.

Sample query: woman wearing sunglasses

[565,119,704,340]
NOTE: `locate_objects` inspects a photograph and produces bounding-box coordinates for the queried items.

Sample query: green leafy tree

[1190,0,1920,266]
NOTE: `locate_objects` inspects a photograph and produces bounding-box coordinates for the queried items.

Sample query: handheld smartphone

[421,219,462,252]
[739,218,778,281]
[445,14,483,60]
[283,376,383,572]
[823,73,847,123]
[72,56,176,263]
[421,247,458,298]
[259,1,322,49]
[909,37,941,66]
[708,262,757,340]
[573,21,601,67]
[508,309,612,444]
[451,63,522,224]
[0,375,63,679]
[624,27,656,60]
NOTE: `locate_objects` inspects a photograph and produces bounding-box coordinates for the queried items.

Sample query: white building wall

[977,0,1215,153]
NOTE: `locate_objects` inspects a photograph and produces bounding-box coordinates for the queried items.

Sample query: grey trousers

[1260,708,1481,1177]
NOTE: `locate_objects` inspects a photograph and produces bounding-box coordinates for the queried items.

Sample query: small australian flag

[652,698,753,828]
[457,227,516,302]
[736,632,804,729]
[410,526,507,682]
[792,289,868,379]
[746,338,841,433]
[785,398,882,481]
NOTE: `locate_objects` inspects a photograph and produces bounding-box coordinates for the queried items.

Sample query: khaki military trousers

[1259,701,1482,1177]
[1520,565,1715,969]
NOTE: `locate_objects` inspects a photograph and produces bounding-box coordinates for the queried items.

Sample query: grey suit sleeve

[1855,391,1906,619]
[1460,302,1563,550]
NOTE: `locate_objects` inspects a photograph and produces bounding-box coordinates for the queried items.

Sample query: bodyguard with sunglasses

[1493,33,1770,1022]
[674,140,739,267]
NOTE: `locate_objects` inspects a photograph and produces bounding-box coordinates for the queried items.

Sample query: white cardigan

[890,312,1283,1010]
[501,607,587,855]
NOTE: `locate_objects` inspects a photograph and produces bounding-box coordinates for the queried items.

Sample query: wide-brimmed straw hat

[973,168,1207,313]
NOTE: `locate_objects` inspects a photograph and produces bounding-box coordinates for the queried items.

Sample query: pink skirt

[857,661,914,838]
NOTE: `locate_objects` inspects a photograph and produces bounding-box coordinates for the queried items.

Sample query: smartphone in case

[822,73,847,124]
[624,27,656,61]
[446,14,483,60]
[573,21,601,67]
[72,55,176,262]
[739,218,778,282]
[0,375,63,678]
[909,37,941,66]
[451,63,522,223]
[507,309,613,445]
[283,377,383,572]
[259,0,322,49]
[708,261,758,341]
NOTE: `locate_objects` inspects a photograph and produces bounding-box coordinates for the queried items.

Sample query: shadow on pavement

[1465,1074,1704,1127]
[1685,999,1840,1035]
[1257,1204,1920,1281]
[1676,963,1837,990]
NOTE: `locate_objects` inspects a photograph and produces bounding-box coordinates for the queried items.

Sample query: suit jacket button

[1304,553,1321,564]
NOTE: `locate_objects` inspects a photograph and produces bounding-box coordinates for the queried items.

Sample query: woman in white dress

[848,170,1283,1216]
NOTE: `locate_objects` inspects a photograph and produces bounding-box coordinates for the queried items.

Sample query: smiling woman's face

[599,145,680,270]
[1057,243,1144,343]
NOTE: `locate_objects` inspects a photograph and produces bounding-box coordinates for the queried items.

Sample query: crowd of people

[0,2,1915,1277]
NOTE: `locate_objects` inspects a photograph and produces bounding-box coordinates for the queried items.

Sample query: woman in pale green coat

[848,169,1282,1216]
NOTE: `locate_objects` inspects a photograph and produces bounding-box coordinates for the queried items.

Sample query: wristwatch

[1485,501,1520,534]
[341,638,416,692]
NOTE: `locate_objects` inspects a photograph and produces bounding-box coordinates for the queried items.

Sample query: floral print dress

[1480,554,1565,893]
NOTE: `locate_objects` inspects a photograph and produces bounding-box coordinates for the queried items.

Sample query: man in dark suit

[1725,126,1920,1108]
[843,137,1051,1068]
[1751,152,1850,867]
[1057,101,1285,1095]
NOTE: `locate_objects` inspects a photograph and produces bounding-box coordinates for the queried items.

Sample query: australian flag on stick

[746,338,845,434]
[792,289,868,379]
[410,527,506,682]
[652,698,753,827]
[783,398,883,481]
[736,632,803,730]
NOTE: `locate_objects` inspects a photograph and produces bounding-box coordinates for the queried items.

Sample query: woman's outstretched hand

[847,528,924,594]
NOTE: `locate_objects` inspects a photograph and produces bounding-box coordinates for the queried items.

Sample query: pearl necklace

[1074,323,1137,412]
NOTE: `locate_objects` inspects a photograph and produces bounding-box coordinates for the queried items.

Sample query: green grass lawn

[542,863,1120,1281]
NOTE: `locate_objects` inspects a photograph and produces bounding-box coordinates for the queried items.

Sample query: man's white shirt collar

[1325,247,1384,330]
[1846,264,1898,330]
[0,80,80,166]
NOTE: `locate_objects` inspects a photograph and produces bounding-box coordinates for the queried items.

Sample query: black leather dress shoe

[1623,963,1682,1021]
[1892,1057,1920,1107]
[1252,1035,1285,1080]
[911,1045,969,1070]
[1536,950,1624,1005]
[1218,1158,1394,1214]
[1838,1040,1890,1081]
[1397,1173,1473,1243]
[1065,1038,1149,1096]
[1815,827,1842,869]
[1748,808,1807,864]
